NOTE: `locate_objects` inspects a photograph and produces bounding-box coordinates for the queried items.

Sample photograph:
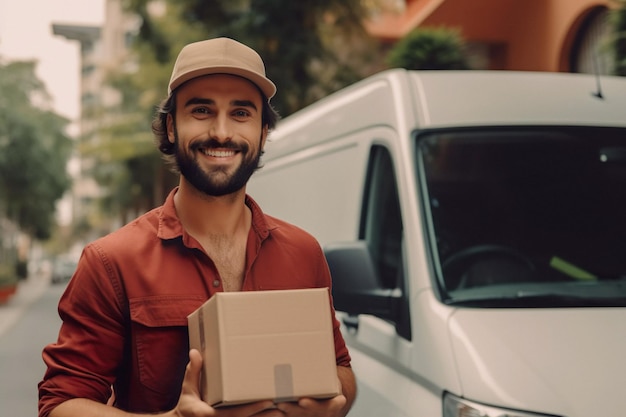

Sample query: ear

[166,114,175,143]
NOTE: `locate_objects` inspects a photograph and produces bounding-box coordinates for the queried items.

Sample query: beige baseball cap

[168,37,277,99]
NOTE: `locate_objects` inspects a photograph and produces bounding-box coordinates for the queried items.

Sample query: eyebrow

[184,97,258,112]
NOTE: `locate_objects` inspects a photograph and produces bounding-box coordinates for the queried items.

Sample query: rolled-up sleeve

[39,243,127,417]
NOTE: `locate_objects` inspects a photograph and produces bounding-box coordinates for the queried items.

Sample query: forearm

[49,399,176,417]
[337,365,357,416]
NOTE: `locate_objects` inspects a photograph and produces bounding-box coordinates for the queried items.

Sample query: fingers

[189,348,203,369]
[183,349,203,396]
[238,401,280,416]
[174,350,213,416]
[179,351,278,416]
[275,395,347,416]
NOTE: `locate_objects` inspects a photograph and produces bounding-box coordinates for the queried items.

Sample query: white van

[247,69,626,417]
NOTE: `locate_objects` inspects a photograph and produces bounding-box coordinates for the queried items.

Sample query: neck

[174,179,250,238]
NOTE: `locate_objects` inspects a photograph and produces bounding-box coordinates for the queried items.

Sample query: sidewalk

[0,274,50,338]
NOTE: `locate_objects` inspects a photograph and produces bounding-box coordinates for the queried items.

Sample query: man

[39,37,356,417]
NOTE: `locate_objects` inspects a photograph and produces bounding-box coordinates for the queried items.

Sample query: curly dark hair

[152,89,280,170]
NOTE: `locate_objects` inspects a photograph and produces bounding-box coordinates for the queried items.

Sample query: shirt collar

[157,187,275,242]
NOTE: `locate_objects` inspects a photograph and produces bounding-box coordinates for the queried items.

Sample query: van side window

[361,146,404,289]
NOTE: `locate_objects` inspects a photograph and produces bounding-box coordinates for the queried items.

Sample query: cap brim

[169,66,276,99]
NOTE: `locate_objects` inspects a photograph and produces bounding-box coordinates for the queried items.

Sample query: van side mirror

[324,241,403,323]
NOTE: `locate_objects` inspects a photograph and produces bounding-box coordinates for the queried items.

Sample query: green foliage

[0,59,72,239]
[611,0,626,76]
[0,263,18,288]
[387,26,469,70]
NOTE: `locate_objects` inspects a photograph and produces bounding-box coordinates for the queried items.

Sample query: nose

[209,113,233,143]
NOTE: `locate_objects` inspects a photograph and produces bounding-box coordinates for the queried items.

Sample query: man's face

[167,74,267,197]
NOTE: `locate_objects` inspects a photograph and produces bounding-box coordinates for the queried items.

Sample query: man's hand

[273,395,348,417]
[173,349,279,417]
[272,369,352,417]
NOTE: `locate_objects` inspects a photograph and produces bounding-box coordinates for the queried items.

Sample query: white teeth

[202,149,236,157]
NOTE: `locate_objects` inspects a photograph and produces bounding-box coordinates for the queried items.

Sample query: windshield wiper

[446,292,626,308]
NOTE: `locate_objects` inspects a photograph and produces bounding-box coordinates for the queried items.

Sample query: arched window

[571,7,614,75]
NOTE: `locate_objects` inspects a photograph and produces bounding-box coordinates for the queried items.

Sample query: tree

[611,0,626,76]
[386,26,470,70]
[0,59,72,240]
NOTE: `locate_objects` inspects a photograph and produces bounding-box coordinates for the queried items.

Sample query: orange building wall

[366,0,611,72]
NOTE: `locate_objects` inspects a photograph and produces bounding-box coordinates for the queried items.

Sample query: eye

[191,107,211,115]
[233,109,251,118]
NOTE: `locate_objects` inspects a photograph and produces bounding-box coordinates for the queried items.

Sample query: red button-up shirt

[39,189,351,417]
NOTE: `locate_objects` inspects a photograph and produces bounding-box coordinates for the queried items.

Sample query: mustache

[189,138,248,152]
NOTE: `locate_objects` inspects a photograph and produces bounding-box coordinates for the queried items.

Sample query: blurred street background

[1,1,625,415]
[0,270,64,416]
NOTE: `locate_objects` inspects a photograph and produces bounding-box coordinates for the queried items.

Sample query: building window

[571,7,614,75]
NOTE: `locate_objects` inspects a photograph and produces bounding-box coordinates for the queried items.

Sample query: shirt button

[213,279,220,288]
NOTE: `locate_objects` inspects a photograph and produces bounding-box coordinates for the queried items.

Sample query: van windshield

[418,127,626,307]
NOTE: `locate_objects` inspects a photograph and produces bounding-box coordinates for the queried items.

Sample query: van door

[328,142,440,415]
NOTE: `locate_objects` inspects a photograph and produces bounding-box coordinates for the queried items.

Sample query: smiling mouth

[201,148,237,158]
[192,138,245,158]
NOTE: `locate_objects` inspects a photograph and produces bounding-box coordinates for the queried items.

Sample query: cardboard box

[187,288,340,407]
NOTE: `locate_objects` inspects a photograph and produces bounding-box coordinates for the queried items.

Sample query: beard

[173,133,263,197]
